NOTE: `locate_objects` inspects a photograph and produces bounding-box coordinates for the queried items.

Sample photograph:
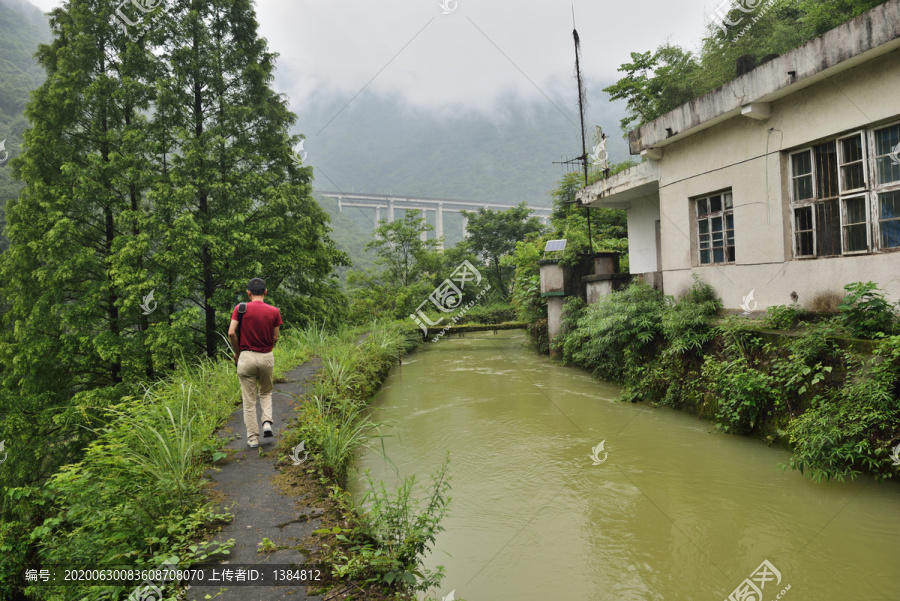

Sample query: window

[814,199,842,257]
[878,190,900,248]
[873,123,900,250]
[696,191,734,265]
[874,124,900,186]
[842,196,868,252]
[789,124,900,257]
[838,133,866,192]
[790,142,843,257]
[790,150,814,201]
[794,206,813,256]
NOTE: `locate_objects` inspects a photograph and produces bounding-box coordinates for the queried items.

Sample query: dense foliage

[461,202,545,298]
[346,204,541,324]
[604,0,891,132]
[506,165,632,352]
[551,278,900,482]
[0,1,350,597]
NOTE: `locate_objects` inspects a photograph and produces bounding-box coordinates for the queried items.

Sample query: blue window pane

[880,191,900,219]
[700,249,710,264]
[881,220,900,248]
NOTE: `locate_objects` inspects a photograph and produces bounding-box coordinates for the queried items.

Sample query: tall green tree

[0,0,348,519]
[462,203,544,298]
[364,211,439,287]
[156,0,347,357]
[1,0,163,397]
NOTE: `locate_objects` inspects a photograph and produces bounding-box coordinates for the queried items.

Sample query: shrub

[786,336,900,481]
[294,395,374,486]
[662,276,721,353]
[764,304,806,330]
[323,457,452,594]
[452,302,517,325]
[703,357,783,434]
[561,282,666,382]
[838,281,896,339]
[528,318,550,354]
[19,362,238,601]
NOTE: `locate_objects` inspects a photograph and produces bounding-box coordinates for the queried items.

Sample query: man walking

[228,278,283,448]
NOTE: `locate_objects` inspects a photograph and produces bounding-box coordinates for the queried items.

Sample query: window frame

[836,132,868,195]
[870,120,900,252]
[694,190,734,266]
[789,148,816,203]
[840,194,870,254]
[786,128,897,258]
[792,205,815,258]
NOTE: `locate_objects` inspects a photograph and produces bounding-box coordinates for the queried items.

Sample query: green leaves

[461,203,545,298]
[837,281,896,339]
[604,0,887,133]
[365,212,440,288]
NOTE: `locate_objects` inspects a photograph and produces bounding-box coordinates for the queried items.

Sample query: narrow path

[187,361,324,601]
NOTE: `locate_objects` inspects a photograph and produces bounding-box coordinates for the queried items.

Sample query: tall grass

[287,321,419,487]
[17,357,247,601]
[113,386,204,502]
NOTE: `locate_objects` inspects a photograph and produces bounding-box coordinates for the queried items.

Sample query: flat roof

[628,0,900,155]
[576,161,659,208]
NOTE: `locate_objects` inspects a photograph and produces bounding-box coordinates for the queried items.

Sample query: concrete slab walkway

[186,361,325,601]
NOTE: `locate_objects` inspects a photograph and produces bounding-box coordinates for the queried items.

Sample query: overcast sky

[28,0,720,117]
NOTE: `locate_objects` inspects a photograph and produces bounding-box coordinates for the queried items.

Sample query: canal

[351,331,900,600]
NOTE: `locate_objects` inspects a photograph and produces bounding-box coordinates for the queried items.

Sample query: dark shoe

[263,421,274,438]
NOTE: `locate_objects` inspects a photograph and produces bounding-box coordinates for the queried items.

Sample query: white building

[576,0,900,311]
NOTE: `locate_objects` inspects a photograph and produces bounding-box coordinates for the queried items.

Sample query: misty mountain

[289,86,629,208]
[0,0,51,252]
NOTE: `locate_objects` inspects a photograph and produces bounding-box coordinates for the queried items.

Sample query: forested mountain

[289,90,630,207]
[0,0,50,252]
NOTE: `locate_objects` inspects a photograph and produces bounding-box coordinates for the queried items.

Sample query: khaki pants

[237,351,274,441]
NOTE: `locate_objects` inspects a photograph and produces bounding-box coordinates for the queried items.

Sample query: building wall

[627,197,661,274]
[657,48,900,308]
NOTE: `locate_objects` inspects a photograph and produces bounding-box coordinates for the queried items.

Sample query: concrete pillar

[388,200,394,222]
[436,204,444,249]
[461,213,468,238]
[338,197,343,212]
[420,209,428,242]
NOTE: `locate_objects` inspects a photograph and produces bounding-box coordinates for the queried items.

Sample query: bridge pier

[420,209,428,242]
[436,203,444,249]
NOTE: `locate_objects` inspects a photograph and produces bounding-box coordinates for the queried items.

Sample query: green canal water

[350,331,900,601]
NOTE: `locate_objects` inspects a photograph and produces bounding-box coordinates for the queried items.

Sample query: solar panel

[544,239,567,252]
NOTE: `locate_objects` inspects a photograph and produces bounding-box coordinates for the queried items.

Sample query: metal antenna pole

[572,13,593,255]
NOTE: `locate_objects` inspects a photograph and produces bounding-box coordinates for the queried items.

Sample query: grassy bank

[545,278,900,483]
[2,325,331,601]
[1,320,451,601]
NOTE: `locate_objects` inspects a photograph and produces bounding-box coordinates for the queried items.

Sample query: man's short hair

[248,278,266,296]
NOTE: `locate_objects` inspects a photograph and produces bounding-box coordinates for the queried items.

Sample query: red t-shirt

[232,301,283,352]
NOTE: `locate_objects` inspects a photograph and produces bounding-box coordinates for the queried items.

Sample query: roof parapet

[627,0,900,154]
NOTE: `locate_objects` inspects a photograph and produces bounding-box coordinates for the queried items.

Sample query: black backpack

[235,302,247,362]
